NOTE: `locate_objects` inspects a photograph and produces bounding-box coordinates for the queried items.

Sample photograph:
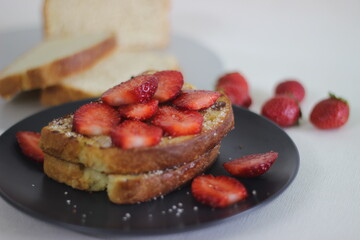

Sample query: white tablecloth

[0,0,359,239]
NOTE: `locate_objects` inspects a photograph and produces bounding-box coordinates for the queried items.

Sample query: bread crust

[40,95,234,174]
[0,35,117,99]
[43,145,220,204]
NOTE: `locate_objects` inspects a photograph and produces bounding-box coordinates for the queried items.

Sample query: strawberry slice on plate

[16,131,44,162]
[151,106,204,137]
[118,99,159,121]
[101,74,158,106]
[172,90,221,111]
[73,102,121,136]
[223,151,278,178]
[153,70,184,103]
[111,120,163,149]
[191,175,248,208]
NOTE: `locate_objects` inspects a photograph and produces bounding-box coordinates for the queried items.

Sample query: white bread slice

[40,50,179,106]
[0,33,116,99]
[43,0,170,51]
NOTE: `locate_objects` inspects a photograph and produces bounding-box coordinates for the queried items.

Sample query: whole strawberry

[275,79,305,102]
[310,93,349,129]
[261,95,301,127]
[216,72,252,108]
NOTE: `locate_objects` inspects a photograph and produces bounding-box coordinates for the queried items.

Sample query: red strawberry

[101,74,158,106]
[275,79,305,102]
[16,131,44,162]
[151,106,203,137]
[191,175,248,208]
[261,95,301,127]
[172,90,221,111]
[118,99,158,121]
[310,93,349,129]
[223,151,278,178]
[111,120,163,149]
[153,70,184,102]
[216,72,251,108]
[217,72,249,92]
[73,102,120,136]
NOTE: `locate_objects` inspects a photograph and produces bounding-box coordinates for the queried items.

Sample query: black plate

[0,100,299,235]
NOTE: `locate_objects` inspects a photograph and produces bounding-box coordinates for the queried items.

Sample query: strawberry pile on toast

[39,70,235,204]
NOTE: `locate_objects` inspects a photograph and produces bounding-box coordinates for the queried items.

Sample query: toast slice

[40,94,233,174]
[43,0,170,50]
[0,33,116,99]
[43,145,220,204]
[40,50,179,106]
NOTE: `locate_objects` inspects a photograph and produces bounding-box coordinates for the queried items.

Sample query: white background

[1,0,360,239]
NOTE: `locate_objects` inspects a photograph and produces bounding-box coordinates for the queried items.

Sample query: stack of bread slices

[40,70,234,204]
[0,0,178,105]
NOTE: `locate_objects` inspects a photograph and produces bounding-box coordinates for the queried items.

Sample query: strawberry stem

[329,92,348,105]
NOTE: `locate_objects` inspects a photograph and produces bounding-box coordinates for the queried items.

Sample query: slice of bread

[40,94,234,174]
[40,50,179,106]
[43,144,219,204]
[0,33,116,99]
[43,0,170,51]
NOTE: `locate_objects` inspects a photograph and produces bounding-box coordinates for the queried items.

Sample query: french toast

[40,94,233,174]
[43,145,220,204]
[40,70,234,204]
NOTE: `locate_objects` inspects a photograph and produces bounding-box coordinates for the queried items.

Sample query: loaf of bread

[40,50,179,105]
[0,33,116,99]
[43,0,170,50]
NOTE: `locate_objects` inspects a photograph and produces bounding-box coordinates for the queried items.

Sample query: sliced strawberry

[153,70,184,103]
[111,120,163,149]
[216,72,252,108]
[223,151,278,178]
[118,99,158,121]
[172,90,221,111]
[151,106,203,137]
[191,175,248,208]
[73,102,120,136]
[101,74,158,106]
[16,131,44,162]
